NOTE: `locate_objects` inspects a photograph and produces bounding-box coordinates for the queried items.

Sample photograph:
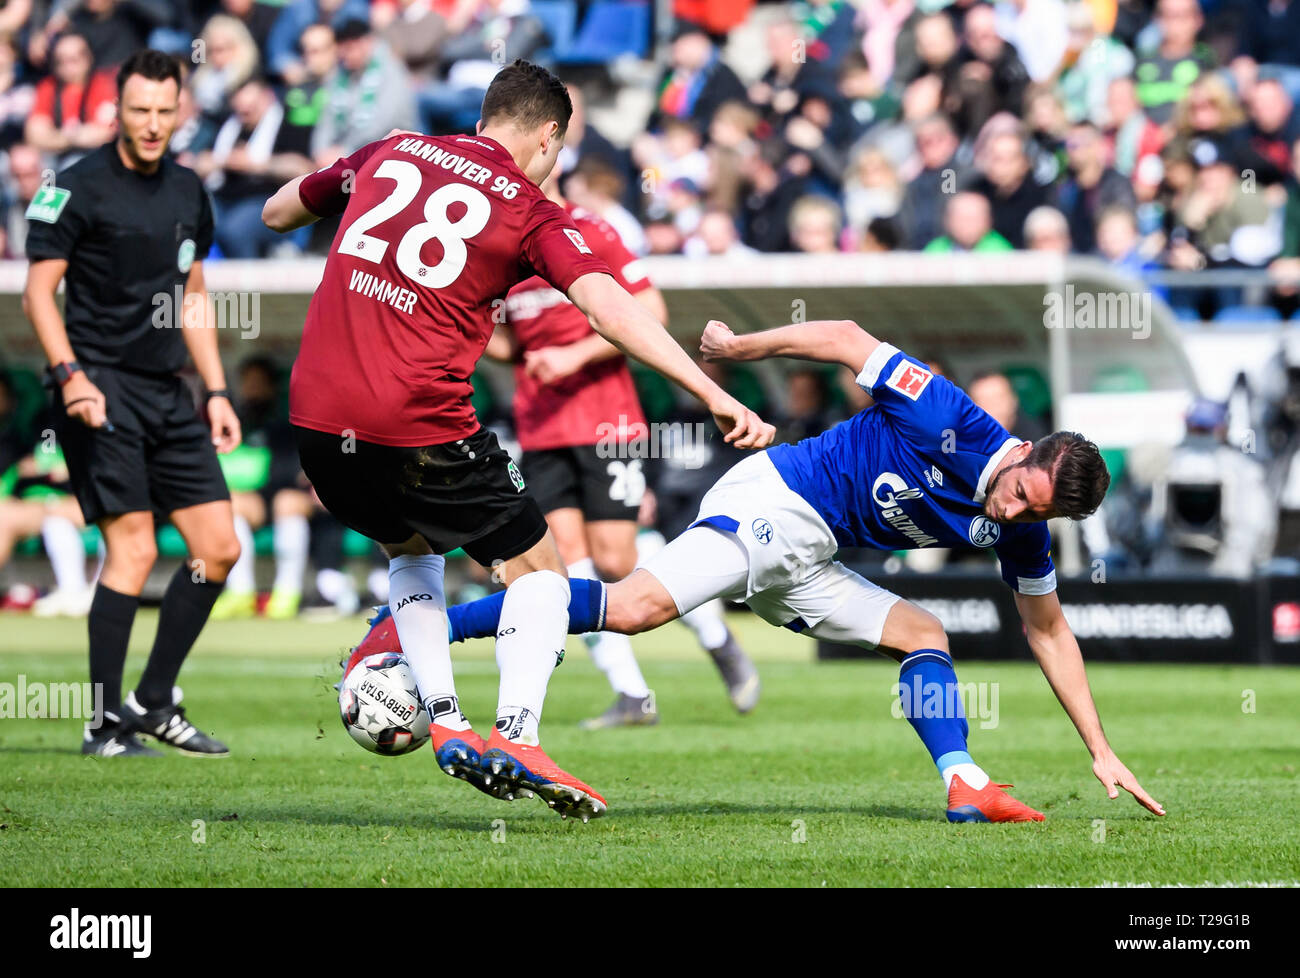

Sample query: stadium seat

[1213,305,1282,324]
[6,366,46,436]
[1099,447,1127,490]
[558,1,651,65]
[630,364,676,423]
[1002,364,1052,420]
[343,529,373,558]
[157,523,188,558]
[1090,363,1149,393]
[530,0,578,62]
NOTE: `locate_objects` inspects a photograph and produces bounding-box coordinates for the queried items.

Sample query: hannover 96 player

[485,173,760,729]
[436,318,1167,823]
[261,62,773,820]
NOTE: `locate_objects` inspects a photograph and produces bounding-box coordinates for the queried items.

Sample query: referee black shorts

[56,364,230,525]
[520,443,646,522]
[294,425,548,564]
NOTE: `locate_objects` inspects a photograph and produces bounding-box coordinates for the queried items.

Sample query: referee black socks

[136,568,225,710]
[88,583,140,718]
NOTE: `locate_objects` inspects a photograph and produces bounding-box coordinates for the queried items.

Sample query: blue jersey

[767,343,1056,595]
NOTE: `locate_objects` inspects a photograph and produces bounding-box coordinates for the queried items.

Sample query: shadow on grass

[623,800,942,821]
[0,745,83,756]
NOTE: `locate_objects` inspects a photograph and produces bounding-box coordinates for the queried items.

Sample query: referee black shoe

[81,711,163,758]
[122,689,229,757]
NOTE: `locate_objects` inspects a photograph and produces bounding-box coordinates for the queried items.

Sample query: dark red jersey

[504,204,651,451]
[290,133,611,446]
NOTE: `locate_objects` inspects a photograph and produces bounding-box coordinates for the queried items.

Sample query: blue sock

[444,578,606,643]
[897,649,972,776]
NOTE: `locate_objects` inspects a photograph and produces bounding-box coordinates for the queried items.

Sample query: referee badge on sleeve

[26,186,71,224]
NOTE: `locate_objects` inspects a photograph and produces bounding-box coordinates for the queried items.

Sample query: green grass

[1,611,1298,887]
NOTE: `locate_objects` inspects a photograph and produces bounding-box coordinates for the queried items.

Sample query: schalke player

[425,317,1166,822]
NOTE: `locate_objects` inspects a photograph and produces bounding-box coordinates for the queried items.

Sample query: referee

[22,51,240,758]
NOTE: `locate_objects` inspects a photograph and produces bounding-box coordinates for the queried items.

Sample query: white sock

[367,567,390,603]
[941,762,990,791]
[91,536,105,585]
[679,598,729,651]
[227,515,256,593]
[569,558,649,698]
[272,513,309,593]
[495,570,570,744]
[41,516,87,592]
[316,567,356,605]
[388,554,466,731]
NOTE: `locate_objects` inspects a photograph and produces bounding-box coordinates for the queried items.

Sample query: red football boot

[946,775,1046,823]
[478,728,607,821]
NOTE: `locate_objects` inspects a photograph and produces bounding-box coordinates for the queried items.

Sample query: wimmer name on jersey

[767,343,1057,596]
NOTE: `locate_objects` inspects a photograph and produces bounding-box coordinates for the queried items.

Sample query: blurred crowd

[0,0,1293,285]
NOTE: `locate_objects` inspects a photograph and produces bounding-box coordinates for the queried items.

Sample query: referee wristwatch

[47,360,83,388]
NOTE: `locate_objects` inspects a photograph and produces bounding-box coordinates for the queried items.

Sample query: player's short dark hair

[116,49,182,96]
[1018,431,1110,520]
[480,60,572,137]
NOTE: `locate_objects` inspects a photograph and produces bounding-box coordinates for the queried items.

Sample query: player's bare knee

[197,534,241,579]
[272,488,312,520]
[884,602,949,654]
[908,613,949,654]
[591,548,636,582]
[112,533,157,576]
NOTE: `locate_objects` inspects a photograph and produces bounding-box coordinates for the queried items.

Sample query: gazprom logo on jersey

[967,516,1000,547]
[751,518,773,544]
[872,473,938,547]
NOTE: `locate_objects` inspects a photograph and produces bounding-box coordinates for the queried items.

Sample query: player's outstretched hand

[523,346,580,385]
[708,394,775,450]
[700,320,737,361]
[62,372,108,429]
[207,395,243,455]
[1093,750,1165,816]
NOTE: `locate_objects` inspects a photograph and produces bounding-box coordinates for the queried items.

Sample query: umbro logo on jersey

[886,361,933,401]
[563,228,593,254]
[930,465,944,486]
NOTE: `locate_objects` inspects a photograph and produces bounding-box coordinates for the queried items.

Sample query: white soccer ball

[338,652,431,755]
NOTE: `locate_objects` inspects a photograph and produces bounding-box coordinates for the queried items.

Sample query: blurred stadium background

[0,0,1298,663]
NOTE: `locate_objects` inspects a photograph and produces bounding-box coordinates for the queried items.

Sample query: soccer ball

[338,652,431,755]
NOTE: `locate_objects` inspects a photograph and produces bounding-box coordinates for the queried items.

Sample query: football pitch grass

[2,610,1298,888]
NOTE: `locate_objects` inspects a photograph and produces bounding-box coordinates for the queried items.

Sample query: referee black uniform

[26,144,228,523]
[24,50,237,758]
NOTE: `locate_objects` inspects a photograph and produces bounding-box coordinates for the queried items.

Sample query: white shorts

[640,453,902,648]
